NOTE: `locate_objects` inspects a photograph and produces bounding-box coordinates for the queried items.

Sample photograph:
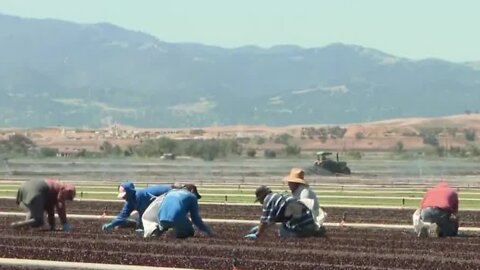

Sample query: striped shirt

[260,193,315,230]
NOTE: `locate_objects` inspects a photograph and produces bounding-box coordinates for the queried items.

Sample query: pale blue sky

[0,0,478,62]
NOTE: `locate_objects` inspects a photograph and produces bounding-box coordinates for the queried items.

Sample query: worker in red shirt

[11,178,76,232]
[414,181,459,237]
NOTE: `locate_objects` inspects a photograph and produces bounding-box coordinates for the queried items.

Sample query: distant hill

[1,13,480,128]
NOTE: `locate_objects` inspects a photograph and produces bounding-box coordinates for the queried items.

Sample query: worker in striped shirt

[244,185,318,239]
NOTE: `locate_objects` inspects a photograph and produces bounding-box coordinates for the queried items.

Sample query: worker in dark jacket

[11,178,76,232]
[102,181,172,231]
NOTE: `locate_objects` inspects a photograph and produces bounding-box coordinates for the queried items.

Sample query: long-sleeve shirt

[260,192,315,230]
[17,179,74,227]
[420,182,458,214]
[292,184,322,227]
[45,179,70,226]
[111,184,172,227]
[158,189,211,234]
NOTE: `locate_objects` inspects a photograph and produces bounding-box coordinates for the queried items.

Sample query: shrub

[284,144,301,156]
[246,148,256,158]
[255,137,266,145]
[355,132,365,140]
[264,149,277,158]
[435,146,445,157]
[0,134,35,155]
[329,126,347,139]
[100,141,113,153]
[274,133,293,145]
[422,134,439,146]
[465,129,476,142]
[346,151,362,160]
[39,147,58,157]
[393,141,404,153]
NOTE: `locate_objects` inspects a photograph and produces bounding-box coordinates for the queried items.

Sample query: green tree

[100,141,113,153]
[284,144,301,156]
[255,136,266,145]
[264,149,277,158]
[465,129,476,142]
[393,141,404,153]
[422,134,439,146]
[40,147,58,157]
[112,145,123,156]
[247,148,256,158]
[355,132,365,140]
[0,134,35,155]
[157,137,177,153]
[329,126,347,139]
[274,133,293,145]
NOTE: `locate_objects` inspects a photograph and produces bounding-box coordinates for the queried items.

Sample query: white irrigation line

[0,258,199,270]
[2,211,480,232]
[3,196,480,211]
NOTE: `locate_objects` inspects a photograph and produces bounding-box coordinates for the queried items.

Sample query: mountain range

[1,13,479,128]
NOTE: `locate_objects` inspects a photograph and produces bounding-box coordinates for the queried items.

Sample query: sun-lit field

[2,156,480,269]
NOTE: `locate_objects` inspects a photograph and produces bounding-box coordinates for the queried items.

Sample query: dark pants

[158,219,195,239]
[20,197,45,227]
[279,223,323,237]
[421,207,458,237]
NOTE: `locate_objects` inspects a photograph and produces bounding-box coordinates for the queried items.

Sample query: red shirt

[420,182,458,214]
[45,179,75,226]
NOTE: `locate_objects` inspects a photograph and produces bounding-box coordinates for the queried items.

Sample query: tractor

[305,151,351,175]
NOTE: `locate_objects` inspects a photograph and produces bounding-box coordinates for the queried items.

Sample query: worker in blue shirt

[156,184,213,238]
[102,181,172,231]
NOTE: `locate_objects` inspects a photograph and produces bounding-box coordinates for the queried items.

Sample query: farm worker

[244,185,318,240]
[153,184,213,238]
[413,181,459,237]
[284,168,327,236]
[11,178,76,232]
[102,181,172,231]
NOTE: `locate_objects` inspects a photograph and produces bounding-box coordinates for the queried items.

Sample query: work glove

[244,233,258,240]
[102,223,114,231]
[248,225,259,235]
[62,223,71,232]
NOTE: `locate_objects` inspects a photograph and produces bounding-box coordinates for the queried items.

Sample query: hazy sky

[1,0,478,62]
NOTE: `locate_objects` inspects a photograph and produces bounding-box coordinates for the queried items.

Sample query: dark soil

[1,216,480,270]
[1,198,480,227]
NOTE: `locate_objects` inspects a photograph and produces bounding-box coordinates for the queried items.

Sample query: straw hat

[283,168,307,184]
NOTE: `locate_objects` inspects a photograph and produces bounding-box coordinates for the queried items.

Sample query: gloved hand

[248,225,259,234]
[62,223,71,232]
[102,223,114,231]
[244,233,258,240]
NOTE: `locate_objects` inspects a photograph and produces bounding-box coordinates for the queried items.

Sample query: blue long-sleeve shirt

[111,184,172,227]
[158,189,211,234]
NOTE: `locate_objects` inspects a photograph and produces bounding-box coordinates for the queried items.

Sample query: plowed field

[2,199,480,227]
[1,216,480,270]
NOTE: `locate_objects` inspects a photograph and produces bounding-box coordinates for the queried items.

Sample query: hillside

[2,114,479,153]
[1,14,480,128]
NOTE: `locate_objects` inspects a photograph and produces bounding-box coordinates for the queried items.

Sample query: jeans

[421,207,458,237]
[159,219,195,239]
[279,223,321,238]
[22,197,45,227]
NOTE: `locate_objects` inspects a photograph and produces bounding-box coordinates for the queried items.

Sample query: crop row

[1,217,480,269]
